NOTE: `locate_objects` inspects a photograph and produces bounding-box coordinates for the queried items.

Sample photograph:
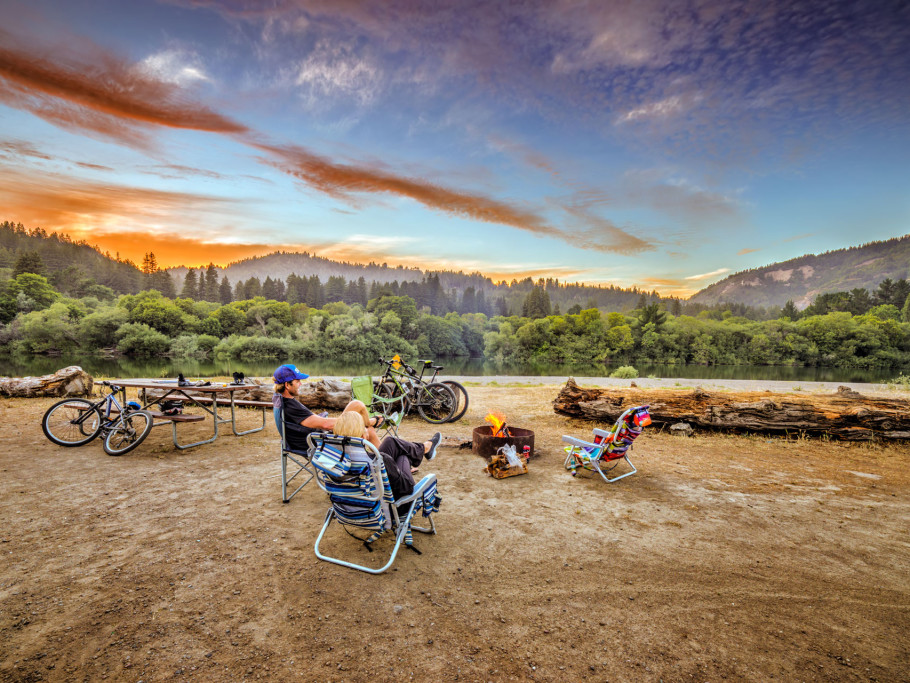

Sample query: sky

[0,0,908,297]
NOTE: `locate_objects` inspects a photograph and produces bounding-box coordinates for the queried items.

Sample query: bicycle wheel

[103,410,153,456]
[42,399,103,447]
[442,380,469,422]
[416,382,457,424]
[375,381,410,416]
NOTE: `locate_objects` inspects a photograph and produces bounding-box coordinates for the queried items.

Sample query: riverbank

[2,386,908,681]
[342,373,906,396]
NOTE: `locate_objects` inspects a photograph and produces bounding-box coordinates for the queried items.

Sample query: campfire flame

[485,412,510,438]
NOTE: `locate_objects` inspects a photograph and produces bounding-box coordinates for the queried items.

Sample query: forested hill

[691,235,910,309]
[0,221,145,295]
[168,251,424,288]
[167,250,666,314]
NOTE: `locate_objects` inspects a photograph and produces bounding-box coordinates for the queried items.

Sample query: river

[0,355,905,383]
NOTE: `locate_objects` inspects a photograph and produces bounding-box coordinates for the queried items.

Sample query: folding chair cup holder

[562,405,652,483]
[308,433,440,574]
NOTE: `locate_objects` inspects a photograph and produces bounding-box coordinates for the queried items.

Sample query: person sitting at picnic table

[331,410,440,500]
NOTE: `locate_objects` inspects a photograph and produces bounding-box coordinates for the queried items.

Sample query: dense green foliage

[3,273,910,371]
[4,220,910,371]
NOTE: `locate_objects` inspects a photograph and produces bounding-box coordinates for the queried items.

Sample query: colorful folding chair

[562,405,651,483]
[273,397,314,503]
[310,432,441,574]
[350,375,404,437]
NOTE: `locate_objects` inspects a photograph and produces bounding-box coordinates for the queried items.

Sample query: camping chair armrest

[561,435,601,450]
[592,428,613,439]
[395,473,437,507]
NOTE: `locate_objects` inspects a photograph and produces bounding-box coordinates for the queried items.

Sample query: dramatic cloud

[557,192,655,255]
[140,48,211,86]
[293,42,381,107]
[0,167,246,244]
[0,32,249,145]
[618,170,743,225]
[88,233,285,268]
[0,138,52,160]
[685,268,730,281]
[254,140,564,238]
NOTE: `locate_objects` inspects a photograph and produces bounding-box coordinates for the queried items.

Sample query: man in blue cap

[273,363,385,452]
[272,365,442,470]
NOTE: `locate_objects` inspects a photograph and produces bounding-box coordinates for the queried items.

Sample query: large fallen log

[0,366,94,398]
[553,377,910,441]
[144,378,353,411]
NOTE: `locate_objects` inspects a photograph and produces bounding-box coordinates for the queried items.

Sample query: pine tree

[780,300,800,320]
[244,277,262,299]
[181,268,199,299]
[141,252,158,275]
[219,276,233,304]
[305,275,323,307]
[461,286,476,314]
[152,270,176,297]
[203,263,219,301]
[12,251,45,277]
[262,276,279,300]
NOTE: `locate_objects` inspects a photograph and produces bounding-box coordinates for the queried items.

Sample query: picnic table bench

[95,380,268,450]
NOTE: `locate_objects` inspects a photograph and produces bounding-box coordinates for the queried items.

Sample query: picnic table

[95,379,271,450]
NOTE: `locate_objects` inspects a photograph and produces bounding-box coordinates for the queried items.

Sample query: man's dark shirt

[276,394,317,451]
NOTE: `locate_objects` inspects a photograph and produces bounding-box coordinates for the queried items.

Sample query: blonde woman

[332,411,440,500]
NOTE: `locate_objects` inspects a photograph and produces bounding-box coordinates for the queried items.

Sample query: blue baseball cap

[274,364,309,383]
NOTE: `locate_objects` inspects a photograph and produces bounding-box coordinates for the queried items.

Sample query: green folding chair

[351,376,403,437]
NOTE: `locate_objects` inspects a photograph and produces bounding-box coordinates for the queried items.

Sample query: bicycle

[423,361,469,423]
[42,381,154,456]
[374,357,457,424]
[393,359,469,423]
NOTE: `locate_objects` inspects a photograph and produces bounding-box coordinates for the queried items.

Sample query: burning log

[553,377,910,441]
[485,412,510,437]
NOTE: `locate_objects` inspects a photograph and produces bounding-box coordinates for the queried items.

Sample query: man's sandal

[372,415,387,429]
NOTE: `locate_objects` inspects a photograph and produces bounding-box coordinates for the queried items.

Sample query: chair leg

[281,450,314,503]
[592,454,637,483]
[314,510,405,575]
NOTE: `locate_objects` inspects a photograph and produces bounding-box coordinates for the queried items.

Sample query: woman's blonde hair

[333,411,367,438]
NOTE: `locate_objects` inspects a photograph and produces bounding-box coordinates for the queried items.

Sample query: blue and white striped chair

[309,432,440,574]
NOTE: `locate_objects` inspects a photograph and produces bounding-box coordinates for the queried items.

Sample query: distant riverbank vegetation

[3,221,910,371]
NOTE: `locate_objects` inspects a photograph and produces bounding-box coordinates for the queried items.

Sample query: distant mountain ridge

[691,235,910,309]
[167,251,425,288]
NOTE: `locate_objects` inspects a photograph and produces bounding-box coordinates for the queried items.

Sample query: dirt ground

[1,385,909,682]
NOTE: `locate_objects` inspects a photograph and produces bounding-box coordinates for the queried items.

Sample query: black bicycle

[42,381,154,456]
[374,357,457,424]
[410,360,469,423]
[396,360,469,422]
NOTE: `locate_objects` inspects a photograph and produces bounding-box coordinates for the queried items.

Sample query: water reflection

[0,354,905,383]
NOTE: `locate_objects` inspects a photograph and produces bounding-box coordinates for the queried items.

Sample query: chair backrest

[308,433,396,531]
[599,405,651,458]
[350,376,373,405]
[273,395,284,434]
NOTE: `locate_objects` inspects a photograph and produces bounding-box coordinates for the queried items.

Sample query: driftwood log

[553,377,910,441]
[144,378,353,411]
[0,366,94,398]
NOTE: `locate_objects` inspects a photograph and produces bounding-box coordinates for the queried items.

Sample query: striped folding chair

[309,432,440,574]
[562,405,652,483]
[274,398,314,503]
